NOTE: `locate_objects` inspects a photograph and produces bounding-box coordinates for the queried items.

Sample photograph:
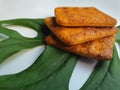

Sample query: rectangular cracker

[55,7,117,27]
[45,34,116,60]
[44,17,117,45]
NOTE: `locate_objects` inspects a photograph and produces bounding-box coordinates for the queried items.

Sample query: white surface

[0,0,120,90]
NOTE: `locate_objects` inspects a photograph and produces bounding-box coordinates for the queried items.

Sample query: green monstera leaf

[0,19,120,90]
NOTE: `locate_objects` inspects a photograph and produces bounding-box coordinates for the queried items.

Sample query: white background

[0,0,120,90]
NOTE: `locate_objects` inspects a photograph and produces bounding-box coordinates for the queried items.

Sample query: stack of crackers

[45,7,117,60]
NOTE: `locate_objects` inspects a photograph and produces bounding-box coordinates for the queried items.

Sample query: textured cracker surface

[44,17,117,45]
[45,34,116,60]
[55,7,117,26]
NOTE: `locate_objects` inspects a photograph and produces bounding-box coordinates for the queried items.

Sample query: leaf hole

[0,33,9,41]
[3,24,38,38]
[0,46,45,75]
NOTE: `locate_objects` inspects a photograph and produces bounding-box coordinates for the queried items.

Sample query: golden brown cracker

[45,34,116,60]
[44,17,117,45]
[55,7,117,27]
